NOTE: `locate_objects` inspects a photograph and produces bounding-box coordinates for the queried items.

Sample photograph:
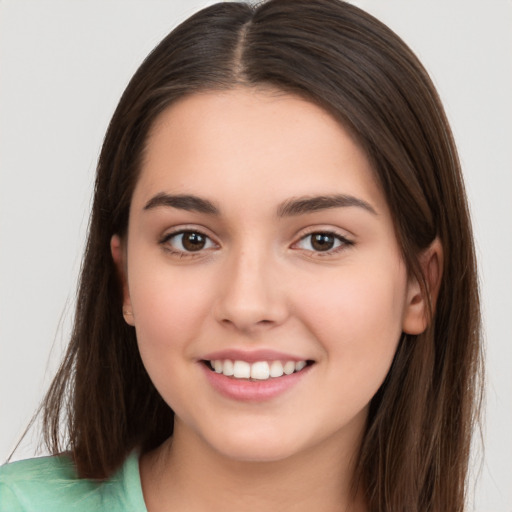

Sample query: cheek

[126,265,217,415]
[127,264,214,364]
[296,261,407,377]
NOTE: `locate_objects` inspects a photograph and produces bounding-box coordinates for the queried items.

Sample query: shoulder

[0,452,146,512]
[0,454,77,512]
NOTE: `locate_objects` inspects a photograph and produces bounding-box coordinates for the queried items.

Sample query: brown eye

[310,233,336,251]
[163,230,215,253]
[182,231,207,251]
[295,231,351,253]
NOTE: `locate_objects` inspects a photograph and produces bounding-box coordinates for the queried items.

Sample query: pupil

[183,232,206,251]
[311,233,334,251]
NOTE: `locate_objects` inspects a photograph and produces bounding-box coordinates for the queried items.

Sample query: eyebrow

[144,193,219,214]
[143,192,377,217]
[277,194,377,217]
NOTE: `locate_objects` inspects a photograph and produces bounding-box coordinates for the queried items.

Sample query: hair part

[34,1,482,510]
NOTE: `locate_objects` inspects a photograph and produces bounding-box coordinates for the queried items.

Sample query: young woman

[0,1,482,511]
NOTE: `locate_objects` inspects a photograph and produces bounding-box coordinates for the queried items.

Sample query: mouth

[202,359,315,381]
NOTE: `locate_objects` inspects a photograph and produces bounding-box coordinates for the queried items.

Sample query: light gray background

[1,1,510,510]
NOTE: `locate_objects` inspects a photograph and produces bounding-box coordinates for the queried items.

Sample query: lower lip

[200,363,312,402]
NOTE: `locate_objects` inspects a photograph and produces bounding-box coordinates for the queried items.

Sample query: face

[112,88,426,463]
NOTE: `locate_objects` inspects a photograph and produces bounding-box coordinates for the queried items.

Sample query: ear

[111,234,135,326]
[402,238,443,335]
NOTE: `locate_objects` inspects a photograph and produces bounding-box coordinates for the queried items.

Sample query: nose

[213,245,289,334]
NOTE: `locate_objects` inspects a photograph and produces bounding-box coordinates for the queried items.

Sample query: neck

[140,418,367,512]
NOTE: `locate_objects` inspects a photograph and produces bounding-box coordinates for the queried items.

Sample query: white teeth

[233,360,251,379]
[269,360,284,378]
[209,359,308,380]
[283,361,295,375]
[295,361,307,372]
[250,361,270,380]
[223,359,234,376]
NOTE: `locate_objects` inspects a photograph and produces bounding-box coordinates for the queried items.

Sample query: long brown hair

[38,1,482,510]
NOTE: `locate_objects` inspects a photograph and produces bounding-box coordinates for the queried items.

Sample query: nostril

[219,317,276,333]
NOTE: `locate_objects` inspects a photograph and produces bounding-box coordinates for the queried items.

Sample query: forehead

[133,87,388,216]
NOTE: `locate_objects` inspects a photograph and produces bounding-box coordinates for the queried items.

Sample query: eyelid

[291,227,354,255]
[159,225,220,255]
[157,224,353,257]
[159,223,218,240]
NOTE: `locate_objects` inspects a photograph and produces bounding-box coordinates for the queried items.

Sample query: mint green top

[0,451,147,511]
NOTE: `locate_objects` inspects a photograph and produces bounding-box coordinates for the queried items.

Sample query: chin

[203,425,305,463]
[216,441,300,463]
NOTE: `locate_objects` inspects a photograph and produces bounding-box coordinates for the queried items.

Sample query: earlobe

[402,238,443,335]
[110,235,135,326]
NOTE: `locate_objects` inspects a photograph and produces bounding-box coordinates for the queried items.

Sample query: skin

[111,88,440,512]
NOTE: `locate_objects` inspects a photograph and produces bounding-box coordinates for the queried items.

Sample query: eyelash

[159,229,354,258]
[293,230,354,256]
[159,229,218,257]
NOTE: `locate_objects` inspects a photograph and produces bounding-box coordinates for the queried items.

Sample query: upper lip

[201,349,311,363]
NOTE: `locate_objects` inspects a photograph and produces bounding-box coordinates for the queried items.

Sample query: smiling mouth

[203,359,314,381]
